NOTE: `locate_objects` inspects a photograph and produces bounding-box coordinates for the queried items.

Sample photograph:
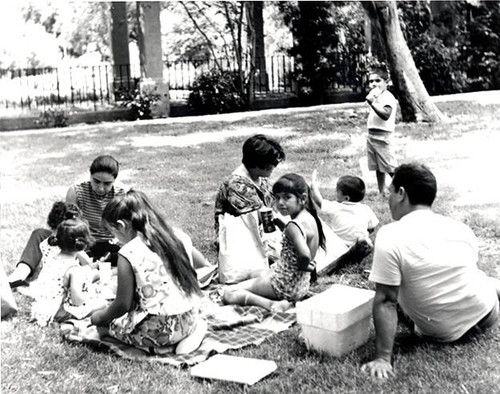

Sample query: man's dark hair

[392,162,437,206]
[242,134,285,169]
[337,175,366,203]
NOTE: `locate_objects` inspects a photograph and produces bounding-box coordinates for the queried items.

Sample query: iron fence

[0,64,141,113]
[0,53,363,113]
[165,55,296,94]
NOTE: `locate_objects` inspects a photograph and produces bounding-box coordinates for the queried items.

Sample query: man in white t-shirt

[361,162,500,379]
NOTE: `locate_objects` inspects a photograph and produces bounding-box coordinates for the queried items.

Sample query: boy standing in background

[365,65,398,195]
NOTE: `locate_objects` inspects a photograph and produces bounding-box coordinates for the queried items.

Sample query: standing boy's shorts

[367,133,397,173]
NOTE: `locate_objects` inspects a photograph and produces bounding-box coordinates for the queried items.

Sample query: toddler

[31,218,105,326]
[311,170,378,273]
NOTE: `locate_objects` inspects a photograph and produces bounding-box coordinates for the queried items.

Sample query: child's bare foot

[269,300,291,313]
[175,319,207,354]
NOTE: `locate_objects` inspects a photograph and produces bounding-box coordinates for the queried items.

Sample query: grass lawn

[1,92,500,393]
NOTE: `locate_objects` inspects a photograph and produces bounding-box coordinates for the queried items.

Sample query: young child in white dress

[31,218,105,326]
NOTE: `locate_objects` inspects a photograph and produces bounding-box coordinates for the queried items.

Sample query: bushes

[35,108,69,128]
[399,1,500,94]
[116,88,161,120]
[188,70,247,115]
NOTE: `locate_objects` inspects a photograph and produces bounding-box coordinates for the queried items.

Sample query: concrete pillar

[253,2,268,90]
[110,2,131,94]
[136,1,169,117]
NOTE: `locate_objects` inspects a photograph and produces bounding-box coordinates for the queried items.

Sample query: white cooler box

[296,284,375,357]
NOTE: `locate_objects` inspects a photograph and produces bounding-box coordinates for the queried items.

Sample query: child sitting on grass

[90,190,207,355]
[9,201,92,288]
[222,173,325,312]
[31,217,105,326]
[311,170,378,274]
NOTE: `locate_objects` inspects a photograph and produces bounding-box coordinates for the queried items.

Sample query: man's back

[370,209,497,341]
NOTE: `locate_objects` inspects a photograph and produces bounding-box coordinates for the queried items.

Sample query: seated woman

[214,134,286,284]
[65,155,128,265]
[9,155,127,286]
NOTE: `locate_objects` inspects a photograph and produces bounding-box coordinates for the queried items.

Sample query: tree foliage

[362,0,446,123]
[0,1,110,68]
[177,1,258,112]
[399,0,500,94]
[278,1,365,105]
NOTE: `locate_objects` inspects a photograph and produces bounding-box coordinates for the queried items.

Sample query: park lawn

[1,95,500,393]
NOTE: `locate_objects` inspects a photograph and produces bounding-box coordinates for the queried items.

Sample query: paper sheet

[190,354,277,385]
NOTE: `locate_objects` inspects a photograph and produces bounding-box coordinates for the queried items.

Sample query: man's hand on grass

[360,358,394,379]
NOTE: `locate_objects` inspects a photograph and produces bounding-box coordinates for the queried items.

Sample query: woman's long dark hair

[102,190,201,297]
[272,173,325,250]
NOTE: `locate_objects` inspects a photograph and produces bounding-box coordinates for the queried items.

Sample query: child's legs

[376,171,387,194]
[109,310,198,349]
[175,318,207,354]
[368,139,396,193]
[223,289,291,312]
[226,270,277,299]
[10,228,52,282]
[222,271,291,312]
[366,139,379,172]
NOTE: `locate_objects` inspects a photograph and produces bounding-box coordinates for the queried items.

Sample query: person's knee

[222,289,246,305]
[30,228,52,241]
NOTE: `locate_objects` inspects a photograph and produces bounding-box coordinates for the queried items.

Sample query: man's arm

[361,283,399,379]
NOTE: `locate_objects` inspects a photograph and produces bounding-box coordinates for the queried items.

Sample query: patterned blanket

[60,291,296,367]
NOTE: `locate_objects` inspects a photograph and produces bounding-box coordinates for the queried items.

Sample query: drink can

[259,208,276,233]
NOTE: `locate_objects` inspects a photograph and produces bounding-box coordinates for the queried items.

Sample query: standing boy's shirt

[367,89,398,135]
[321,200,379,246]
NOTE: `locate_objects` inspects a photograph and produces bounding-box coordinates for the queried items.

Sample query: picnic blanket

[60,290,296,367]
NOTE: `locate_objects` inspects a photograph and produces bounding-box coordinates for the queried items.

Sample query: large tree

[246,1,267,97]
[362,0,447,123]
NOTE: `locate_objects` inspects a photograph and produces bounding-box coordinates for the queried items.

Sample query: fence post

[92,66,97,111]
[98,65,104,105]
[105,64,110,104]
[69,67,74,106]
[56,68,61,106]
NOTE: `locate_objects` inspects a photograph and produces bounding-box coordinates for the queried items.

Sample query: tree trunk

[362,1,447,123]
[136,1,169,117]
[245,2,256,108]
[110,2,131,95]
[250,2,267,91]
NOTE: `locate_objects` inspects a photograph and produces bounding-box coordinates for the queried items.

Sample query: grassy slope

[1,98,499,393]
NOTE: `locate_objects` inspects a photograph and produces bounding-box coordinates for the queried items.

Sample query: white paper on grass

[190,354,277,385]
